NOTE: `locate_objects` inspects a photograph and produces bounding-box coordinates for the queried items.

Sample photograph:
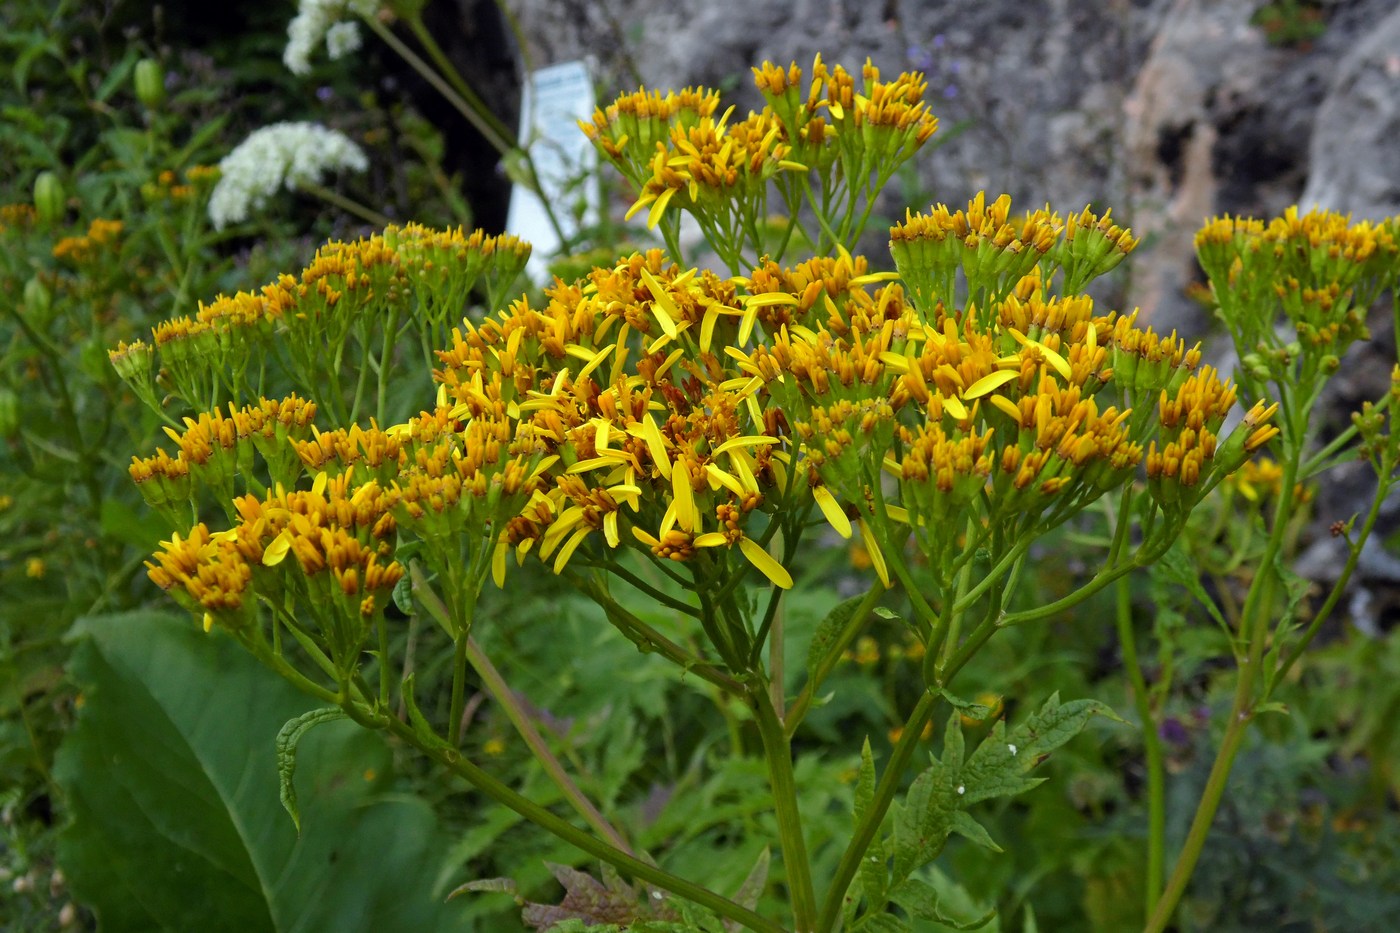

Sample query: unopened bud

[134,58,166,110]
[23,276,51,317]
[33,171,65,225]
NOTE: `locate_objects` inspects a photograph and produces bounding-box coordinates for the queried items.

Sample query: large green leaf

[54,611,469,933]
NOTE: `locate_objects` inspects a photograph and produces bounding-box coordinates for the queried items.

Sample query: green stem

[381,712,784,932]
[411,569,638,853]
[1146,418,1303,933]
[1268,475,1390,693]
[816,690,940,933]
[365,15,513,157]
[786,583,884,736]
[297,179,393,228]
[1114,575,1165,920]
[577,575,745,694]
[750,676,817,931]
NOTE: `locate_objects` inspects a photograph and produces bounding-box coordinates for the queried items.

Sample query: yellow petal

[604,512,620,548]
[942,394,969,421]
[743,292,801,308]
[857,518,890,588]
[672,464,696,531]
[963,369,1020,400]
[813,485,852,539]
[639,267,681,338]
[694,532,728,547]
[641,413,672,479]
[713,435,779,456]
[624,192,655,222]
[491,539,508,588]
[646,186,677,228]
[706,463,746,497]
[202,612,214,633]
[553,525,592,574]
[262,532,292,567]
[739,535,793,589]
[989,394,1022,423]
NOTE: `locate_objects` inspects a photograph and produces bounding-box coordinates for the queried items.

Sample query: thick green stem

[750,677,817,931]
[1115,575,1165,920]
[817,690,940,933]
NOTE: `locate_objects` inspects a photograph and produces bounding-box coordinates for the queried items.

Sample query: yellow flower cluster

[890,192,1135,312]
[133,201,1282,680]
[1196,207,1399,383]
[0,203,36,234]
[141,165,221,204]
[585,57,941,266]
[111,224,531,414]
[51,219,124,265]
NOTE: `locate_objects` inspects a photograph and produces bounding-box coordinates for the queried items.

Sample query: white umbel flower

[208,122,369,230]
[284,0,379,75]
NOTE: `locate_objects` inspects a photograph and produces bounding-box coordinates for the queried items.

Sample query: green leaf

[55,611,467,932]
[892,757,958,881]
[889,876,997,930]
[447,876,518,899]
[959,692,1112,805]
[275,707,348,833]
[1155,541,1230,633]
[805,590,874,683]
[854,738,887,909]
[950,810,1002,852]
[942,712,965,772]
[938,688,993,721]
[860,915,913,933]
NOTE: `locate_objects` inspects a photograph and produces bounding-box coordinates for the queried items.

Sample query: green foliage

[54,610,469,932]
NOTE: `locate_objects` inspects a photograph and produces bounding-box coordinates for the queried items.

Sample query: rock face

[506,0,1398,329]
[1300,4,1400,219]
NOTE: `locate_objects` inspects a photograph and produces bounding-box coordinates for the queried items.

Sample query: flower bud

[134,59,166,110]
[33,171,65,225]
[23,276,51,318]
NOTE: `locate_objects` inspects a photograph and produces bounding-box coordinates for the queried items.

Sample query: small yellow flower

[26,557,46,579]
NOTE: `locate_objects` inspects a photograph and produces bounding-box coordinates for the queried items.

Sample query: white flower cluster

[208,122,369,231]
[284,0,379,75]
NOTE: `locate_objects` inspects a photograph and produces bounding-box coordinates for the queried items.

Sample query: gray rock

[1299,5,1400,218]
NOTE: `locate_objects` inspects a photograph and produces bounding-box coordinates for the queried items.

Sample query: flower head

[208,122,369,230]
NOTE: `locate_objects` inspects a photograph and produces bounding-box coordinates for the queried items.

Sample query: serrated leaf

[950,810,1002,852]
[853,738,888,910]
[939,688,992,721]
[276,707,348,833]
[892,757,958,882]
[889,877,997,930]
[959,692,1110,805]
[806,590,874,683]
[447,876,518,899]
[1155,541,1229,633]
[942,712,965,772]
[860,914,913,933]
